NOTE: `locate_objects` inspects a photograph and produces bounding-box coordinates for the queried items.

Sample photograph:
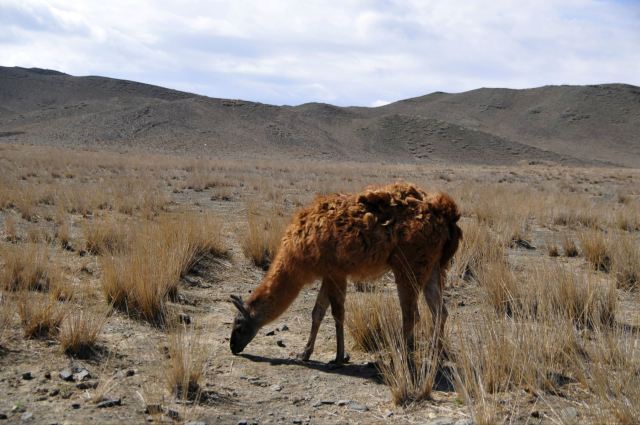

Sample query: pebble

[73,369,91,382]
[560,407,578,420]
[237,420,248,425]
[336,400,350,406]
[348,402,368,412]
[71,403,81,410]
[270,384,282,392]
[265,329,276,336]
[96,398,121,408]
[280,324,289,331]
[44,372,51,380]
[59,369,74,382]
[20,412,33,422]
[292,420,302,425]
[276,339,286,347]
[76,381,98,390]
[427,418,455,425]
[22,372,34,380]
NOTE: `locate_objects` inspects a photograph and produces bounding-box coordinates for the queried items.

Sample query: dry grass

[0,291,13,347]
[609,232,640,289]
[83,218,129,255]
[17,292,66,338]
[2,215,17,242]
[579,229,611,272]
[0,244,64,294]
[165,325,208,400]
[58,306,108,358]
[346,292,439,405]
[241,202,287,269]
[562,234,579,257]
[101,211,225,323]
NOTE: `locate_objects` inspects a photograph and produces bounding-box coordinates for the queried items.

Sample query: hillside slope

[1,66,638,166]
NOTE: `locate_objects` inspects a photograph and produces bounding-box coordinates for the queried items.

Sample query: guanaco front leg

[297,280,330,361]
[423,264,448,355]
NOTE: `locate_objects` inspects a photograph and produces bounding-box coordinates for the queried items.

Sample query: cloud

[1,0,638,105]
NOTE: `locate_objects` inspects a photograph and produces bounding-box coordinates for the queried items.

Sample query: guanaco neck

[245,252,310,327]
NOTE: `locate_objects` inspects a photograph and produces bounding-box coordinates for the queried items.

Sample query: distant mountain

[1,66,638,166]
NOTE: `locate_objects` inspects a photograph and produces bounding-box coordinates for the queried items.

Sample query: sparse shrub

[579,230,610,272]
[547,243,559,257]
[241,202,287,269]
[166,325,207,400]
[17,292,66,338]
[58,306,108,358]
[475,259,520,317]
[56,219,71,249]
[448,220,504,285]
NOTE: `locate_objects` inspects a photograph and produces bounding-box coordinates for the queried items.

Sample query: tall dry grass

[346,293,440,405]
[17,292,66,339]
[165,325,208,400]
[0,291,13,347]
[83,218,130,255]
[241,202,287,269]
[0,244,67,297]
[58,305,109,357]
[101,212,225,323]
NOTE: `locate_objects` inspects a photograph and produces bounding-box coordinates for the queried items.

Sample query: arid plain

[1,143,639,424]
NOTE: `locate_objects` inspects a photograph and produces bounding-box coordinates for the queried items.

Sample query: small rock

[96,398,121,408]
[292,420,302,425]
[166,409,180,420]
[44,372,51,380]
[384,410,393,418]
[0,412,7,420]
[265,329,276,336]
[76,381,98,390]
[22,372,34,380]
[237,420,248,425]
[71,403,81,410]
[59,369,74,381]
[49,389,59,397]
[126,369,135,377]
[144,404,163,415]
[276,339,286,347]
[280,324,289,331]
[530,411,540,418]
[336,400,350,406]
[20,412,33,422]
[428,418,457,425]
[270,384,282,392]
[560,407,578,420]
[348,402,369,412]
[73,369,91,382]
[178,313,191,325]
[312,401,323,408]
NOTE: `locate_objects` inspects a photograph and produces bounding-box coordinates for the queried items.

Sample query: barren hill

[1,66,639,166]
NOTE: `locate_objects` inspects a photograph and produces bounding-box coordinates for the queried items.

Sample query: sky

[1,0,639,106]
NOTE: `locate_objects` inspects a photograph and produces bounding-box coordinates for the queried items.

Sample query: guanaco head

[229,294,259,355]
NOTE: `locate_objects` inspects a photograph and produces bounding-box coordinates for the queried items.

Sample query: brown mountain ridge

[1,66,638,166]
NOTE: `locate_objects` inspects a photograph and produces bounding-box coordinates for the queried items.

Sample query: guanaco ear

[229,295,248,316]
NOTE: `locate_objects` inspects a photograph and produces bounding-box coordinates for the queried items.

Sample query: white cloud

[0,0,638,105]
